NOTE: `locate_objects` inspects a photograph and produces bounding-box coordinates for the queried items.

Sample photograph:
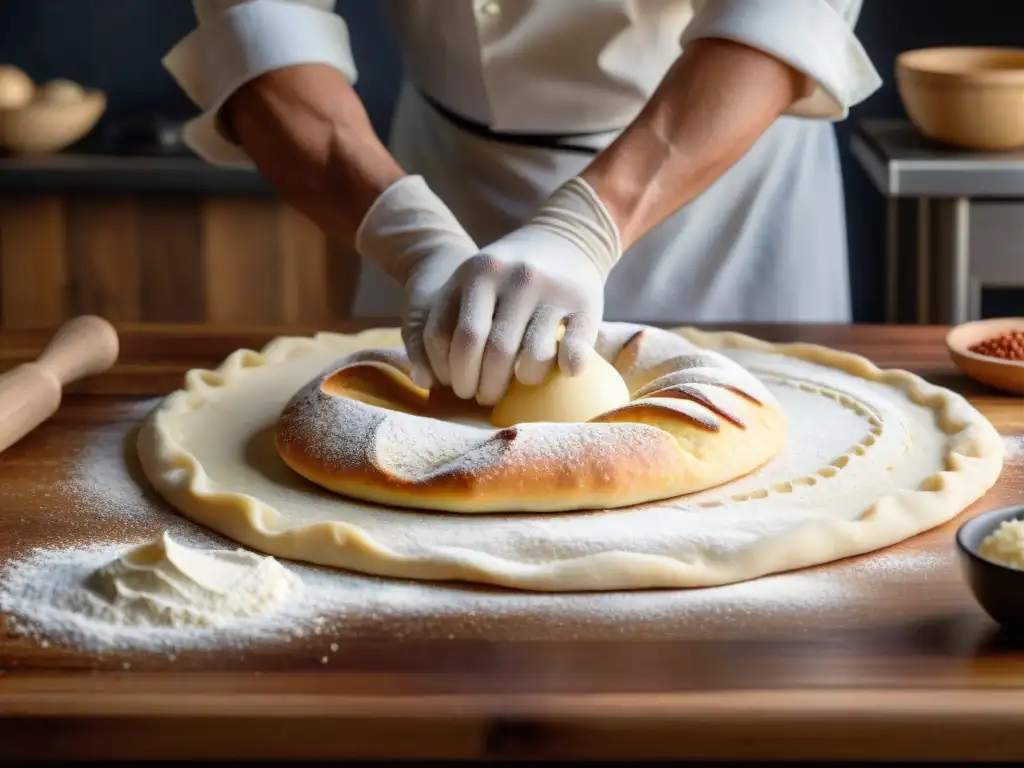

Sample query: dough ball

[490,349,631,427]
[35,78,85,104]
[0,65,35,109]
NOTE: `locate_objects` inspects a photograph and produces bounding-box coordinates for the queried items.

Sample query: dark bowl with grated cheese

[956,504,1024,630]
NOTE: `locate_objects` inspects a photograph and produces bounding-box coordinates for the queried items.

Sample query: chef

[163,0,881,405]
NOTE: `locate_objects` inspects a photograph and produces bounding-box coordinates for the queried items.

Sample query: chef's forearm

[222,63,406,246]
[580,38,807,251]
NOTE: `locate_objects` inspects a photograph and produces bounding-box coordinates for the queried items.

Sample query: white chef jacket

[164,0,882,323]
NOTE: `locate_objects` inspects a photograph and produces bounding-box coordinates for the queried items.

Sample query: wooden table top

[1,321,1023,761]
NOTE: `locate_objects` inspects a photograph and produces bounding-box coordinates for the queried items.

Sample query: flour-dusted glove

[421,177,622,406]
[355,175,478,388]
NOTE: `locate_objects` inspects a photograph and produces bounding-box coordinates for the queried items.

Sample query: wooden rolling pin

[0,315,119,455]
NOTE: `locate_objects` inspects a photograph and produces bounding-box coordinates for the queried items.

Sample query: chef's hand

[418,177,622,406]
[355,175,478,387]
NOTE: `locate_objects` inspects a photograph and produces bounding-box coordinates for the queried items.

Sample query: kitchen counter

[0,149,273,194]
[852,117,1024,198]
[1,321,1023,761]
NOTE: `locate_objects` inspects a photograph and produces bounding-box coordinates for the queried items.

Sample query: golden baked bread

[274,322,788,513]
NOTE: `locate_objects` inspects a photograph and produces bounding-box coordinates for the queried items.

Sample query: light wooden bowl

[0,88,106,154]
[896,46,1024,150]
[946,317,1024,395]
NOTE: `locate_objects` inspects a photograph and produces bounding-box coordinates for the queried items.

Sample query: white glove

[418,176,622,406]
[355,175,478,386]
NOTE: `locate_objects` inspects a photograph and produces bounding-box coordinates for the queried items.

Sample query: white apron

[351,81,852,324]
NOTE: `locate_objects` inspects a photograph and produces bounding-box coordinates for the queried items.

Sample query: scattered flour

[86,531,299,628]
[0,528,948,653]
[0,387,969,656]
[0,539,307,653]
[61,401,169,514]
[1003,433,1024,461]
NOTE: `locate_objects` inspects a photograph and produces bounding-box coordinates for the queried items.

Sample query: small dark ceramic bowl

[956,505,1024,630]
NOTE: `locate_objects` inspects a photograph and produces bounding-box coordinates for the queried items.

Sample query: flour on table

[0,329,995,654]
[0,540,306,652]
[0,525,949,653]
[4,386,953,652]
[61,399,182,527]
[1003,433,1024,461]
[85,531,299,628]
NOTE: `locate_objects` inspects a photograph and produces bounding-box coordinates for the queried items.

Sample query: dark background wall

[1,0,1020,323]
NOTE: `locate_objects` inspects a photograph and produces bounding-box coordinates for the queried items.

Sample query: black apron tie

[418,89,614,156]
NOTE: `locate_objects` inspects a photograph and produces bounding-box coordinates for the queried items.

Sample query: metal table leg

[885,199,898,323]
[888,197,931,324]
[929,197,972,325]
[916,198,931,325]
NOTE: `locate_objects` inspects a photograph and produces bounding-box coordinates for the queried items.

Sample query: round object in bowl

[946,318,1024,395]
[35,78,86,104]
[0,64,35,110]
[956,505,1024,630]
[0,89,106,154]
[896,46,1024,150]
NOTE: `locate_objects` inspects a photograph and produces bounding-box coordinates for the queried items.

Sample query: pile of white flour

[0,399,958,657]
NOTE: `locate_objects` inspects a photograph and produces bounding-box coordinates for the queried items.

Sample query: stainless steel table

[850,118,1024,324]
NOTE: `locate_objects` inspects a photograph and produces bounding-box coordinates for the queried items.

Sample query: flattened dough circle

[135,323,1005,593]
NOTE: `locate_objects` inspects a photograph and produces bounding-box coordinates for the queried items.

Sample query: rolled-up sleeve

[680,0,881,120]
[163,0,357,165]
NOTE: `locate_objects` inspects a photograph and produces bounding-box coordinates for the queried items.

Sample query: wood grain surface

[1,322,1023,761]
[0,193,360,329]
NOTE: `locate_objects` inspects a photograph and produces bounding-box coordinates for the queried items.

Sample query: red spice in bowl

[969,331,1024,361]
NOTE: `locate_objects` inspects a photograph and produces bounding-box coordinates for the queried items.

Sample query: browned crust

[273,326,788,513]
[274,380,690,513]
